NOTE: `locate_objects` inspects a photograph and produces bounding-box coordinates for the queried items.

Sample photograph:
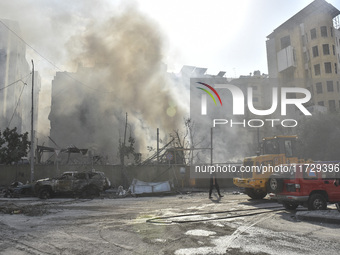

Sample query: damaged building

[48,65,117,165]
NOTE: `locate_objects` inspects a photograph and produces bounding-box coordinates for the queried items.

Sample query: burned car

[4,181,34,198]
[34,171,111,199]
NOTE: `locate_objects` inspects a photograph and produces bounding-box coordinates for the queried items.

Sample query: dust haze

[0,1,186,162]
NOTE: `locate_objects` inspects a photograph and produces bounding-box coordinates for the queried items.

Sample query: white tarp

[129,178,171,195]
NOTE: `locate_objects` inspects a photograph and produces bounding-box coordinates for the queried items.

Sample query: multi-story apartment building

[0,19,41,134]
[266,0,340,112]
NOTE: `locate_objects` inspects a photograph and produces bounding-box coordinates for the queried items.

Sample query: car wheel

[81,186,100,198]
[39,188,51,199]
[282,201,298,210]
[308,193,327,210]
[267,175,284,193]
[244,188,267,199]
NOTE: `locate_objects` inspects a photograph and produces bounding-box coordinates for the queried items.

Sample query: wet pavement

[1,192,340,254]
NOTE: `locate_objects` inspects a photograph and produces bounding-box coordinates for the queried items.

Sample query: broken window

[74,173,86,179]
[60,173,73,180]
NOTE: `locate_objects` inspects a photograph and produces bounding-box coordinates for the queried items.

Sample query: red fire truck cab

[270,163,340,210]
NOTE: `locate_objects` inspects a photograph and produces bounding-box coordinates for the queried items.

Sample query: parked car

[34,171,111,199]
[270,163,340,210]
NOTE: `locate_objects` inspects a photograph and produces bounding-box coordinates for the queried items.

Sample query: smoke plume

[0,1,186,162]
[52,4,185,161]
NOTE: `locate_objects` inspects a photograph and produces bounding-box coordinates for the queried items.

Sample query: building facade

[266,0,340,112]
[0,19,41,134]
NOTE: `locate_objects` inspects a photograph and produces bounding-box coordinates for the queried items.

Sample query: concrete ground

[1,191,340,255]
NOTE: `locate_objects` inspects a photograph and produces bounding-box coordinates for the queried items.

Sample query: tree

[169,118,205,165]
[118,135,140,165]
[0,127,30,165]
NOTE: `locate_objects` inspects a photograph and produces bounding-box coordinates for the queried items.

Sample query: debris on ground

[129,179,171,195]
[0,202,49,216]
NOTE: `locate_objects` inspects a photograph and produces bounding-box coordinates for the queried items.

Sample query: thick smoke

[56,4,185,160]
[0,1,186,162]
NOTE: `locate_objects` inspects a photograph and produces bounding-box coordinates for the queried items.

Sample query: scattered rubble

[0,202,49,216]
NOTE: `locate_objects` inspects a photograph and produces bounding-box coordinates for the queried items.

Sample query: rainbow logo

[196,82,222,106]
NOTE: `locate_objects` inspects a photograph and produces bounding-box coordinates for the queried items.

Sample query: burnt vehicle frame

[34,171,111,199]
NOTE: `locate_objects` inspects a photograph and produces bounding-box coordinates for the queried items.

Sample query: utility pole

[210,127,213,166]
[121,112,128,188]
[30,60,34,182]
[122,112,128,166]
[157,128,159,164]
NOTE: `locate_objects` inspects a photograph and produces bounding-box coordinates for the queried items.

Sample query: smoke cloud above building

[0,0,186,162]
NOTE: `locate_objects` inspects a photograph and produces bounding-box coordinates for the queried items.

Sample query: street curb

[296,210,340,225]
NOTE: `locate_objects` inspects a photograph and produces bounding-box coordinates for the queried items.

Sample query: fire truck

[233,135,305,199]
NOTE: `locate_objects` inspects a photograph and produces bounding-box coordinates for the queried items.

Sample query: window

[281,35,291,49]
[312,46,319,57]
[60,173,73,180]
[264,140,279,154]
[323,44,330,55]
[325,62,332,73]
[314,64,321,76]
[333,45,336,55]
[74,173,86,179]
[318,101,324,106]
[310,28,317,39]
[303,165,318,180]
[327,81,334,92]
[331,27,333,37]
[336,63,338,74]
[321,26,328,37]
[329,100,336,112]
[337,81,339,92]
[316,82,323,93]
